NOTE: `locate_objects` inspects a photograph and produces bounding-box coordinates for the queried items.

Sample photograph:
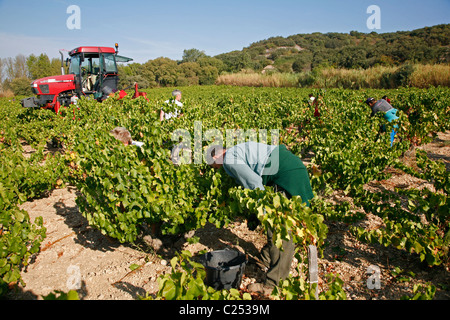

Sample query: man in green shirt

[209,141,314,295]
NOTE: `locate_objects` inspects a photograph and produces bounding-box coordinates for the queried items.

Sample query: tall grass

[215,64,450,89]
[410,64,450,88]
[314,66,396,89]
[215,71,299,87]
[0,89,15,98]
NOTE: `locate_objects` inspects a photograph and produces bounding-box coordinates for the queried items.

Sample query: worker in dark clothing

[208,141,314,295]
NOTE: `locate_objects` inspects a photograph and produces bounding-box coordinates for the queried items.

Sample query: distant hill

[214,24,450,73]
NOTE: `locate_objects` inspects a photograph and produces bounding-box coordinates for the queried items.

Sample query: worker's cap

[365,97,375,105]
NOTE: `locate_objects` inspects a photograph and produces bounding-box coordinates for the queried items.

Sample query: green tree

[177,62,200,86]
[216,51,253,72]
[198,65,218,85]
[312,48,338,69]
[118,63,152,88]
[337,46,368,69]
[4,55,27,80]
[292,51,313,72]
[27,54,52,79]
[182,48,207,63]
[143,57,178,87]
[8,77,33,95]
[197,57,225,73]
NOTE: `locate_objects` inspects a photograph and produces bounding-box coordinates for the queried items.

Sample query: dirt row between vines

[8,132,450,300]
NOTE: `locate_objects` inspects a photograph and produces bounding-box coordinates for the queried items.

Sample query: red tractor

[21,44,141,113]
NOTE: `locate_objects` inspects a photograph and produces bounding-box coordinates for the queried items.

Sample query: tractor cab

[68,45,132,100]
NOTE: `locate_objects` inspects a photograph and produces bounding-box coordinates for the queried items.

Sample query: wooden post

[308,245,319,299]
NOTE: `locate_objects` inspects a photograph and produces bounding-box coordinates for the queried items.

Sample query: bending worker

[110,127,144,148]
[365,97,399,147]
[208,141,314,295]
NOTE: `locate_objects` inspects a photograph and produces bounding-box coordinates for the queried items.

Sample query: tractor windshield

[69,52,118,75]
[69,54,81,75]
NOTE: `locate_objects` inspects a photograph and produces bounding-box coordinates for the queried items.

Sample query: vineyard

[0,85,449,300]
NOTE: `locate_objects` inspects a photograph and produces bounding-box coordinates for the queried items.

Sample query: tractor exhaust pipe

[59,51,65,75]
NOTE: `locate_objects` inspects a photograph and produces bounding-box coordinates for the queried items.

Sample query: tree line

[118,49,224,89]
[0,49,224,96]
[0,54,62,96]
[1,24,448,95]
[216,24,449,73]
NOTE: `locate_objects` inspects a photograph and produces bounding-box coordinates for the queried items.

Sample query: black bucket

[199,249,247,290]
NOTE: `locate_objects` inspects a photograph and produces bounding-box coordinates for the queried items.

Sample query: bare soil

[7,132,450,300]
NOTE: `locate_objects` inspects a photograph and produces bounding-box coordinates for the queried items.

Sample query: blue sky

[0,0,449,63]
